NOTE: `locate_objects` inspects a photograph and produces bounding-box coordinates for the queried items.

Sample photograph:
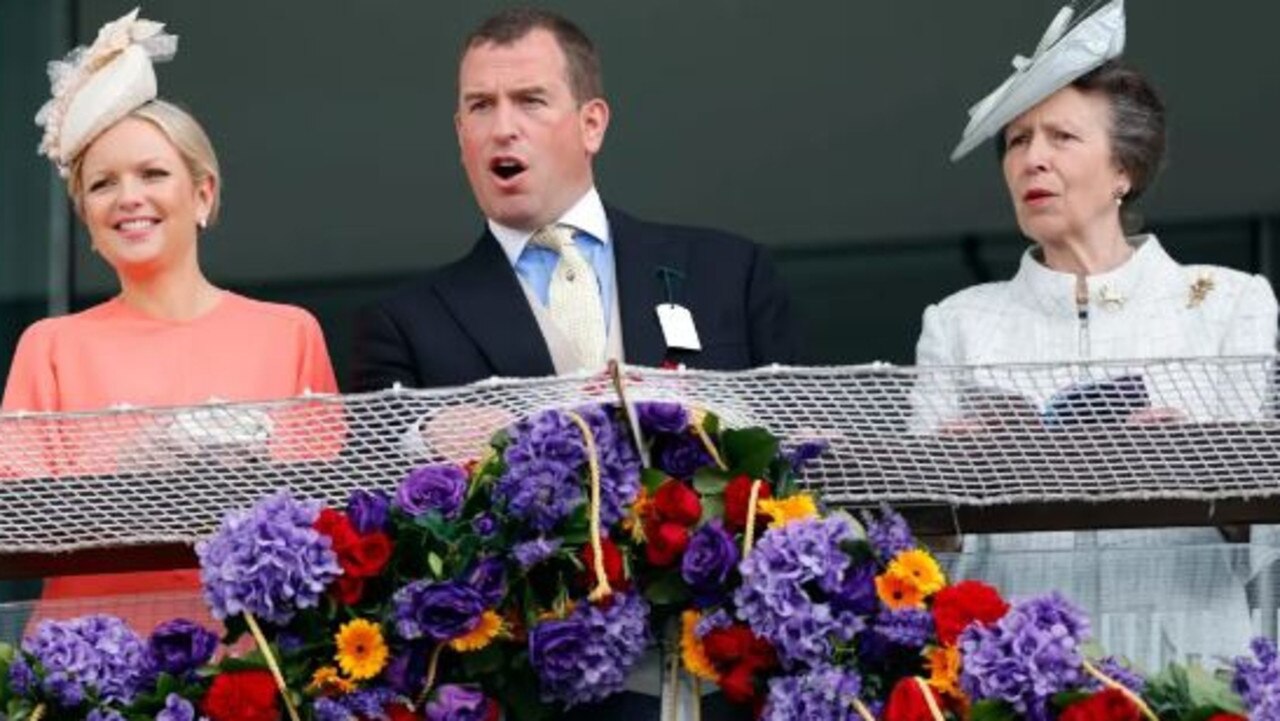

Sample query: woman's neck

[1038,221,1133,277]
[117,264,221,321]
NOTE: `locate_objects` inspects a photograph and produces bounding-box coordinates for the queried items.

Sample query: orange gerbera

[926,645,966,700]
[449,610,504,652]
[886,549,946,597]
[757,494,818,529]
[335,619,388,681]
[876,571,926,610]
[307,665,355,696]
[680,610,720,682]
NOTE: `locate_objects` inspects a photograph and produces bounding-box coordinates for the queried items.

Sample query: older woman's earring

[197,217,208,230]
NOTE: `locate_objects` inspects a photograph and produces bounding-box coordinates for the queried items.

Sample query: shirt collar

[1013,233,1174,316]
[489,187,611,267]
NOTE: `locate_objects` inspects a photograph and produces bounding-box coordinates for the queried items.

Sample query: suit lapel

[610,208,689,367]
[434,231,555,378]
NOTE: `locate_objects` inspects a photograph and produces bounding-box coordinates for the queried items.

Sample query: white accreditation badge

[655,303,702,351]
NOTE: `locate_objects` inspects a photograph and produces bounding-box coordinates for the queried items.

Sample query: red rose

[580,537,627,588]
[645,521,690,566]
[931,580,1010,645]
[201,669,279,721]
[315,508,359,549]
[884,677,943,721]
[702,625,755,665]
[386,704,418,721]
[718,662,760,705]
[652,480,702,526]
[341,532,393,578]
[723,475,771,532]
[1206,715,1248,721]
[331,574,365,605]
[1061,690,1141,721]
[743,634,777,671]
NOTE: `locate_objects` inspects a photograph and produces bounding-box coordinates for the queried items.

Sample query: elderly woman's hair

[67,99,222,225]
[997,60,1166,206]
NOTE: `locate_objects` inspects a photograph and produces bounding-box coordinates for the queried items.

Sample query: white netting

[1,358,1278,553]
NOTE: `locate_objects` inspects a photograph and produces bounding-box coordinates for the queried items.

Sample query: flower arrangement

[0,399,1267,720]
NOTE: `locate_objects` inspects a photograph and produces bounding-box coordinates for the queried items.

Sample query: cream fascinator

[34,8,178,176]
[950,0,1125,161]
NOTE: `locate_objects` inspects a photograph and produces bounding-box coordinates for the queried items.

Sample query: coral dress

[1,291,338,632]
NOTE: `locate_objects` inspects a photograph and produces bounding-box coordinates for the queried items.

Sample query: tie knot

[530,224,576,253]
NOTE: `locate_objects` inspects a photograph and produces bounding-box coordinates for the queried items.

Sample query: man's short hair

[462,7,603,104]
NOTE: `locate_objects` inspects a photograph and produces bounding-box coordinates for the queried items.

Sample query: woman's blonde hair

[67,99,222,225]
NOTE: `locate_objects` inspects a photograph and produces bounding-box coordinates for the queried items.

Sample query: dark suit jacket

[349,207,796,391]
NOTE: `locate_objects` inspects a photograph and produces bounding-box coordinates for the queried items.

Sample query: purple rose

[425,684,492,721]
[471,512,498,538]
[467,557,507,608]
[637,402,689,435]
[680,521,739,604]
[397,464,468,518]
[654,433,714,479]
[347,489,390,533]
[393,580,486,642]
[148,618,218,677]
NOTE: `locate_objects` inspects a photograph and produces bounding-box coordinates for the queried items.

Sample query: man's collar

[489,187,611,267]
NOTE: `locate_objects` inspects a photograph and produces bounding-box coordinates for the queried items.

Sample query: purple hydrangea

[495,456,585,532]
[695,609,733,638]
[393,580,486,642]
[653,433,714,479]
[156,693,198,721]
[425,684,492,721]
[862,506,917,562]
[86,711,126,721]
[1086,656,1146,695]
[22,615,152,707]
[636,402,689,435]
[833,562,878,616]
[396,464,468,518]
[681,521,739,606]
[1234,637,1280,721]
[873,608,934,649]
[575,405,642,526]
[513,537,563,570]
[347,489,390,533]
[733,518,867,669]
[782,440,828,475]
[314,687,402,720]
[762,666,864,721]
[196,490,342,625]
[8,656,34,694]
[148,619,218,678]
[529,593,651,707]
[959,593,1091,721]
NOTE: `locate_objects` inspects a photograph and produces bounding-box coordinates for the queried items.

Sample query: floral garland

[0,400,1267,721]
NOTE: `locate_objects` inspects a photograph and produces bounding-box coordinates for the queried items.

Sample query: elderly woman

[2,10,338,631]
[915,0,1277,667]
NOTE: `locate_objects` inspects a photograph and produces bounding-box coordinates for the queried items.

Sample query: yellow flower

[875,571,925,610]
[625,487,652,544]
[886,549,946,596]
[449,610,505,652]
[680,610,720,682]
[757,494,818,529]
[926,645,966,701]
[334,619,389,681]
[307,665,355,696]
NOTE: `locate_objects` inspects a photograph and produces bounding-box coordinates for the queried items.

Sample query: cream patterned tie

[530,224,607,371]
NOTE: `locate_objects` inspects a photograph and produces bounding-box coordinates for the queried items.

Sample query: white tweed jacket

[913,234,1278,430]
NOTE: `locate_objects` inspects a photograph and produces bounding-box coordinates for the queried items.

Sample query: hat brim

[58,45,158,165]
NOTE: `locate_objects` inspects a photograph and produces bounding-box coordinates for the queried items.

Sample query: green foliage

[1144,662,1247,719]
[721,428,779,477]
[970,699,1020,721]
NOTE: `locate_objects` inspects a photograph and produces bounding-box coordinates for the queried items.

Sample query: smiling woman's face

[78,116,213,278]
[1001,85,1130,247]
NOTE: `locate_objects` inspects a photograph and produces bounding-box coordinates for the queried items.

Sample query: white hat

[950,0,1126,161]
[34,8,178,176]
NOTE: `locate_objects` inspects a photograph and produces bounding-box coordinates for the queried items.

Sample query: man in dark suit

[350,7,795,393]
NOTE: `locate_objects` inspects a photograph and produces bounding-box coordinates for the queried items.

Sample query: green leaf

[701,412,720,436]
[700,496,725,524]
[460,645,506,676]
[692,467,732,494]
[641,468,669,494]
[969,699,1019,721]
[644,570,691,607]
[428,552,445,578]
[721,428,779,477]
